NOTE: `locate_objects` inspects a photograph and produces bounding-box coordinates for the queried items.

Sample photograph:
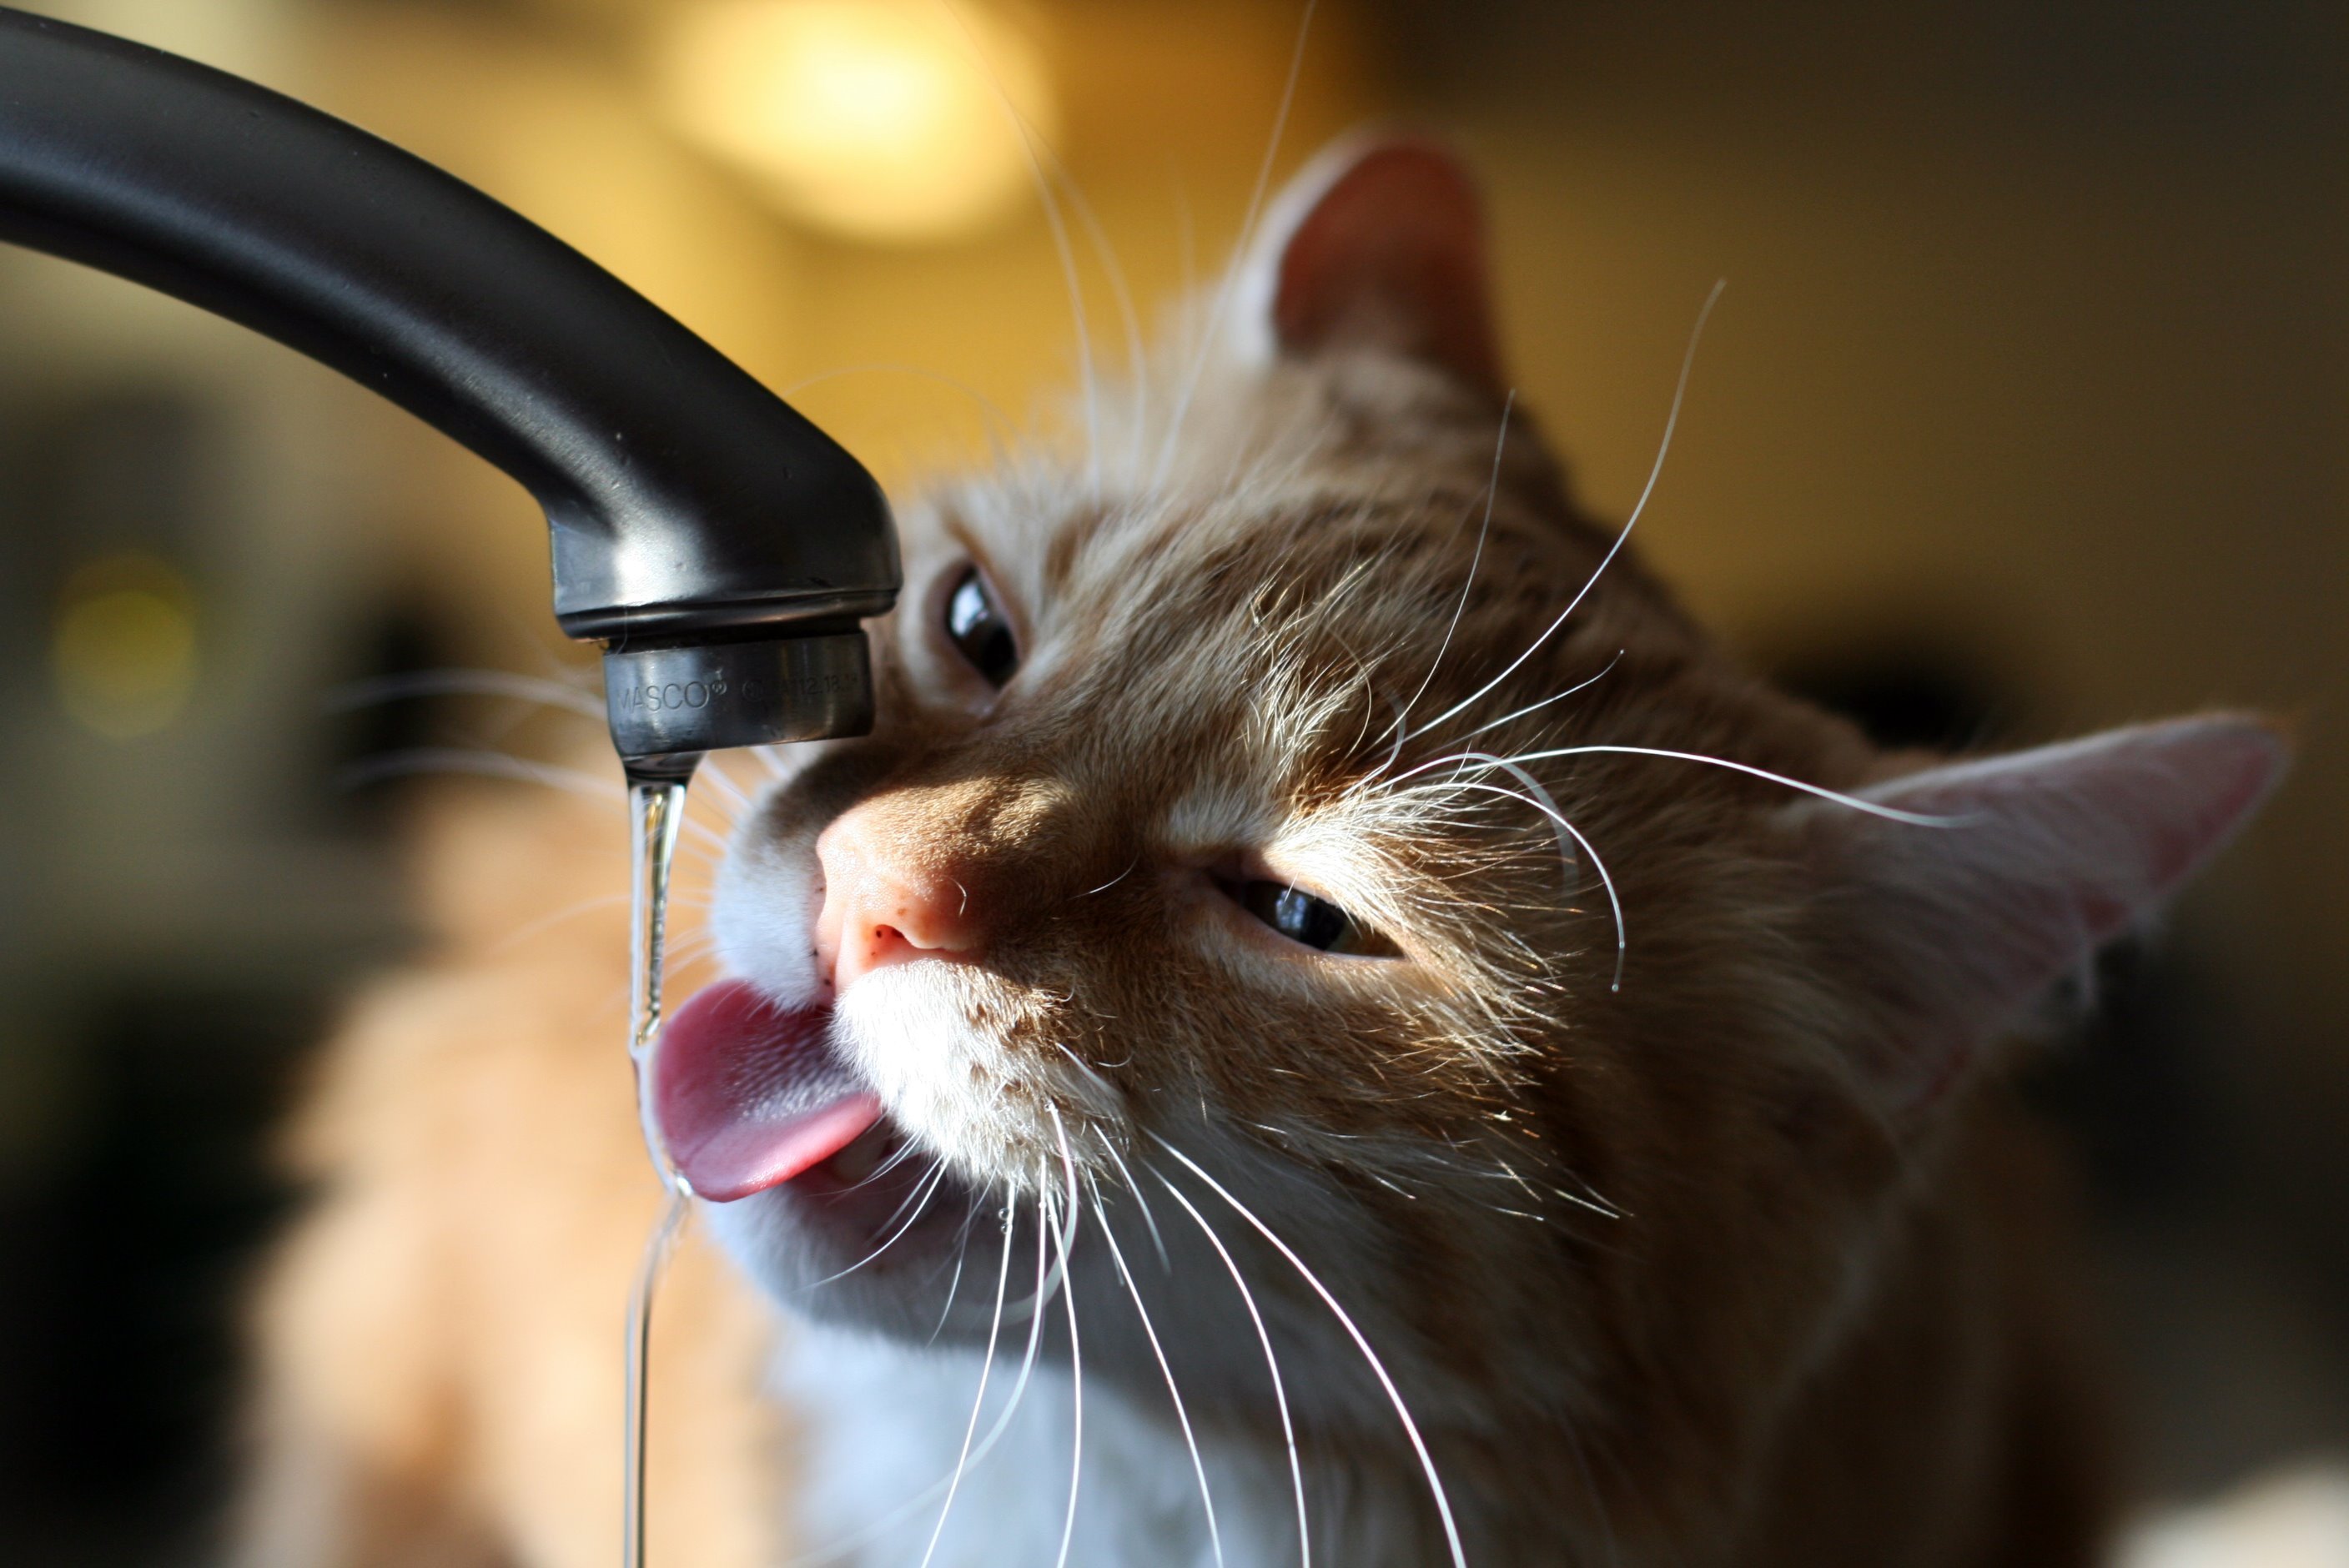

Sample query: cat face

[698,346,1652,1417]
[666,138,2282,1512]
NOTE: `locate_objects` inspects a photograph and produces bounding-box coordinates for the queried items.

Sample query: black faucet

[0,7,900,780]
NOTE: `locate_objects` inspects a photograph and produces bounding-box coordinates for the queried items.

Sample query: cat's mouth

[651,978,887,1203]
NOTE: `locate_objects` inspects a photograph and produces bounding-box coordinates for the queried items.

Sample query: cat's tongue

[651,979,882,1204]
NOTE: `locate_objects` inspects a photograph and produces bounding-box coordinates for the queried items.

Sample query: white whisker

[336,748,731,852]
[1074,857,1142,899]
[1416,744,1969,828]
[980,1194,1055,1436]
[938,0,1100,492]
[1155,1137,1469,1568]
[1096,1177,1225,1567]
[1154,1168,1311,1568]
[1416,279,1724,738]
[1047,1113,1086,1568]
[1418,754,1627,991]
[338,746,618,802]
[324,667,601,720]
[1459,651,1624,741]
[802,1163,949,1290]
[1097,1134,1171,1272]
[915,1204,1016,1568]
[1155,0,1319,485]
[926,1207,980,1345]
[788,1197,1059,1568]
[851,1133,938,1194]
[692,754,754,817]
[1381,392,1515,762]
[1011,127,1149,475]
[485,892,631,952]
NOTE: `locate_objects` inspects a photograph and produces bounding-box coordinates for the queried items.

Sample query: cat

[234,134,2285,1568]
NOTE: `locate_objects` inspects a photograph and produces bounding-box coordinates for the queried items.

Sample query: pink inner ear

[1265,138,1503,396]
[1830,715,2286,1108]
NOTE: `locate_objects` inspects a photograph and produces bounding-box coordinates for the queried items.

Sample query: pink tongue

[651,979,882,1203]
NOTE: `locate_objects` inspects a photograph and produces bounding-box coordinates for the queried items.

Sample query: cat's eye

[1230,879,1397,957]
[943,565,1019,687]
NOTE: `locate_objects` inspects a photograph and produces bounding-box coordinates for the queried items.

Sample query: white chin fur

[835,966,1047,1189]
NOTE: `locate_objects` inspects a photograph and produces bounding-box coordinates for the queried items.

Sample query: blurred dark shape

[319,596,465,834]
[1769,633,2231,1215]
[1775,630,2349,1489]
[2030,941,2237,1220]
[0,0,2338,1557]
[8,385,215,587]
[0,983,324,1565]
[1771,633,2011,754]
[1366,0,2347,133]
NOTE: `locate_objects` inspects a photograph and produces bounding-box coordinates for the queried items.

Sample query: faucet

[0,7,900,781]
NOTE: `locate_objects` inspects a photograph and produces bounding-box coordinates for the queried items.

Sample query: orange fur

[237,783,783,1567]
[234,138,2277,1566]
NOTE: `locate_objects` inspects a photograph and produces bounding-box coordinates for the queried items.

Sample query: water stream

[622,769,695,1568]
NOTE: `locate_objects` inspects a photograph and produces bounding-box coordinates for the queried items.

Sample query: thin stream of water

[624,1189,688,1568]
[623,771,695,1568]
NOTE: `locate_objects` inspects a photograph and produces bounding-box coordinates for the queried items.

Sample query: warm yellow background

[1,2,2341,1550]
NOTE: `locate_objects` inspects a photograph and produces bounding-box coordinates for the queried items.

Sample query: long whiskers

[845,1133,942,1197]
[1379,391,1514,765]
[1459,651,1623,742]
[1401,744,1969,829]
[1154,1136,1469,1568]
[1154,0,1319,487]
[1412,756,1627,992]
[1153,1170,1311,1568]
[938,0,1100,493]
[927,1209,978,1344]
[324,667,601,720]
[972,1195,1056,1450]
[915,1203,1015,1568]
[485,892,630,952]
[797,1199,1057,1568]
[1412,279,1724,740]
[1046,1112,1086,1568]
[1091,1166,1225,1566]
[336,748,732,852]
[692,754,755,817]
[801,1162,950,1290]
[1096,1133,1171,1271]
[993,114,1149,474]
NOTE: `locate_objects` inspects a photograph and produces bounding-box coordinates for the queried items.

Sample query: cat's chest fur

[773,1322,1421,1568]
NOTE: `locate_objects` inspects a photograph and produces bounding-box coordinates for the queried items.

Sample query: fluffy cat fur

[234,136,2285,1567]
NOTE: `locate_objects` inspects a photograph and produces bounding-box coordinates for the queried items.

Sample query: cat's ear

[1232,133,1504,398]
[1796,714,2286,1112]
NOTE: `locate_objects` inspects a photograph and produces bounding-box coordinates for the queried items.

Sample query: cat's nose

[813,814,983,994]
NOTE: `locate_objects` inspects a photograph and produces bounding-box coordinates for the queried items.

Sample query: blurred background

[0,0,2341,1560]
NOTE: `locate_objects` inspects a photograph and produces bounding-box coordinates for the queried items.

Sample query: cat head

[663,134,2282,1521]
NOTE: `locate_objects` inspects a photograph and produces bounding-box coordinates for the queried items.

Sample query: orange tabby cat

[234,137,2283,1567]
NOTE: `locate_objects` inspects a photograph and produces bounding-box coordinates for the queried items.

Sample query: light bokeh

[653,0,1055,243]
[0,1,2342,1560]
[49,554,199,739]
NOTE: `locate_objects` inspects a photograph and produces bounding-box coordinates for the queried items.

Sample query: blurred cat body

[236,138,2282,1567]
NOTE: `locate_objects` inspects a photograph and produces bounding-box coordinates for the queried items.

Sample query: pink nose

[814,813,982,994]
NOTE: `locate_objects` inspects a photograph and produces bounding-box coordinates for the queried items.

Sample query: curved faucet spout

[0,6,899,769]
